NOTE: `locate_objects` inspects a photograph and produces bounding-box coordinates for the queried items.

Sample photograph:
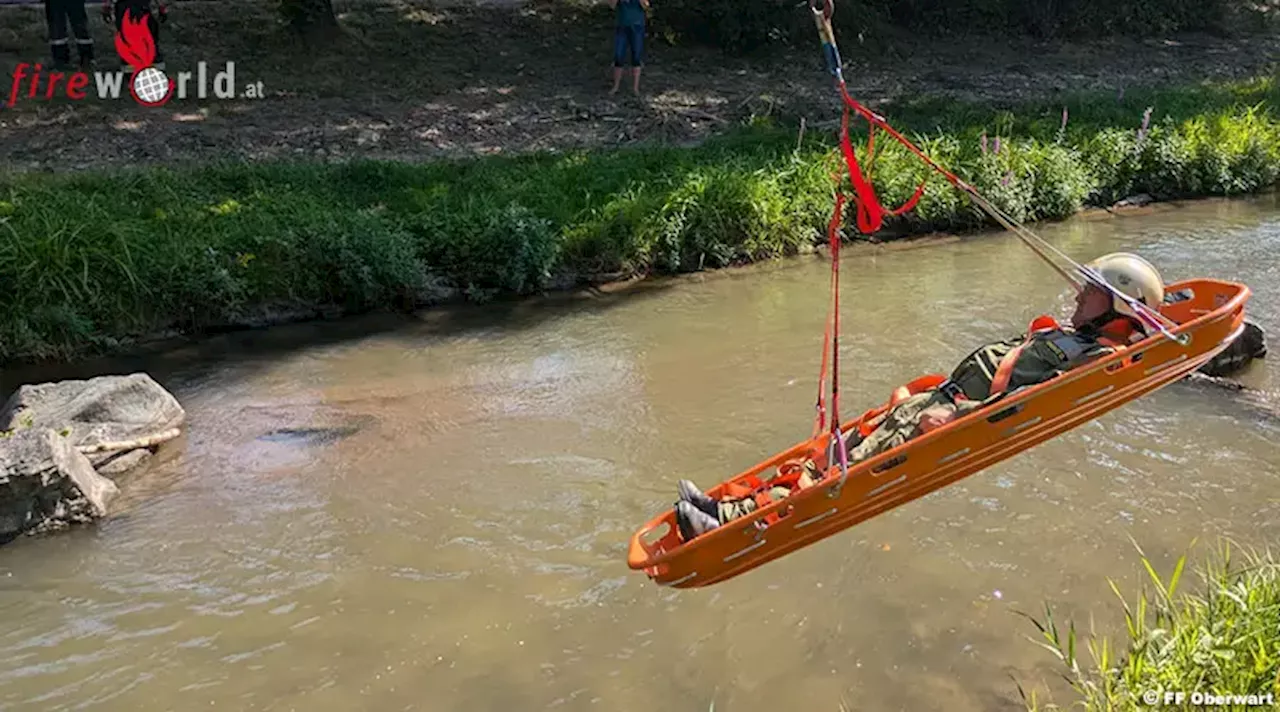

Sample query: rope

[808,0,1186,345]
[812,188,844,439]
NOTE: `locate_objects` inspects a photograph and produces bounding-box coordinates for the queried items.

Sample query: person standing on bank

[608,0,648,95]
[44,0,95,70]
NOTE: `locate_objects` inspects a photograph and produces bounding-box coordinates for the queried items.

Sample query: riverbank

[1019,542,1280,711]
[3,73,1279,365]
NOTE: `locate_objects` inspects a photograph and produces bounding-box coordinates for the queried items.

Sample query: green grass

[2,77,1280,364]
[1018,540,1280,711]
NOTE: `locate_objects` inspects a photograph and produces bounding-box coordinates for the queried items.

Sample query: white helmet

[1085,252,1165,323]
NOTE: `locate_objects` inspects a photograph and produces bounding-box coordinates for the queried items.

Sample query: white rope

[961,187,1187,344]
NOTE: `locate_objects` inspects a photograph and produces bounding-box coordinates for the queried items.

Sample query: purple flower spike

[1002,170,1013,187]
[980,132,988,154]
[1061,107,1069,132]
[993,136,1002,154]
[1136,106,1153,149]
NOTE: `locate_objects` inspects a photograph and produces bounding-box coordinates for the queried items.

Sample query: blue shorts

[613,24,644,67]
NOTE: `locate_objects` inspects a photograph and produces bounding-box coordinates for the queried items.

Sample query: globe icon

[132,67,170,104]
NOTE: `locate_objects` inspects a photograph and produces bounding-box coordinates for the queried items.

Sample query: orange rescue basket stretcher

[626,279,1251,588]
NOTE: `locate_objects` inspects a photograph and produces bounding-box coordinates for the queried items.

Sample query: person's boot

[677,479,718,518]
[51,44,73,71]
[675,501,720,542]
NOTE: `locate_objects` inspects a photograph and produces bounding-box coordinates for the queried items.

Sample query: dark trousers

[114,0,163,62]
[44,0,94,66]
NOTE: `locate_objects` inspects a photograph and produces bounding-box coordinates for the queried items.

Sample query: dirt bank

[1,0,1277,173]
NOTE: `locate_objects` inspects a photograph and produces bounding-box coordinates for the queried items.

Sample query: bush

[415,202,559,300]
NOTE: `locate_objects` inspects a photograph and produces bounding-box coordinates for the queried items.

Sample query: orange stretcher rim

[626,278,1251,587]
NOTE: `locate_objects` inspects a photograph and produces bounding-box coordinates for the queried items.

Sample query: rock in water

[1199,321,1267,378]
[0,428,119,544]
[0,373,185,457]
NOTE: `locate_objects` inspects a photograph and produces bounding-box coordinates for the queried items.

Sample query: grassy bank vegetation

[1019,541,1280,711]
[2,76,1279,364]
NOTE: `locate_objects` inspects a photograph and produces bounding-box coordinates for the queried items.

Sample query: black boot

[677,479,719,518]
[675,501,720,542]
[51,43,73,71]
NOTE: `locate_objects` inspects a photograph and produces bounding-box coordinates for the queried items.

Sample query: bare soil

[0,0,1277,173]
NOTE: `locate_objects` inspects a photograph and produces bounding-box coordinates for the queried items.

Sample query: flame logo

[114,10,155,71]
[113,9,174,106]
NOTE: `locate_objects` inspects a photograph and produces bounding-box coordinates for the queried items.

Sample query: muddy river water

[1,196,1277,712]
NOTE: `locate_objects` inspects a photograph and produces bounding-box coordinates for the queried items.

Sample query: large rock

[1,373,185,453]
[0,428,119,544]
[1198,321,1267,378]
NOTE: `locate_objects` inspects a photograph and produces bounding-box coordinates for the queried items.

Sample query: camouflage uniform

[714,459,822,523]
[948,326,1118,401]
[846,390,983,462]
[715,485,793,522]
[847,325,1117,464]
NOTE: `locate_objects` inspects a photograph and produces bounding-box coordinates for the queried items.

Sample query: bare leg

[610,67,622,94]
[632,66,641,94]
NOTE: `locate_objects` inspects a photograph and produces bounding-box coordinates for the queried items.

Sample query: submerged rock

[1198,320,1267,378]
[1113,193,1155,209]
[0,428,118,544]
[257,426,361,446]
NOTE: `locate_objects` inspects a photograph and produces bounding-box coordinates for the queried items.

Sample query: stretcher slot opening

[872,454,906,473]
[640,522,670,547]
[987,404,1023,423]
[794,508,838,529]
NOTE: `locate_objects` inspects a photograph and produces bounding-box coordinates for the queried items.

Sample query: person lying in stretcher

[674,252,1165,541]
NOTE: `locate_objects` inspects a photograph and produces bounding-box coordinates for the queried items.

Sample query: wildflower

[993,136,1002,154]
[980,132,988,154]
[1135,106,1153,152]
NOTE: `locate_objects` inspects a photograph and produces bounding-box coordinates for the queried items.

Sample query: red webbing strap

[829,189,842,433]
[988,342,1030,398]
[860,124,928,219]
[812,188,844,439]
[837,106,884,234]
[835,87,928,234]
